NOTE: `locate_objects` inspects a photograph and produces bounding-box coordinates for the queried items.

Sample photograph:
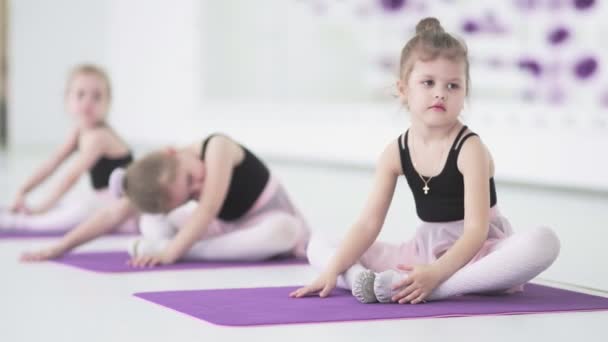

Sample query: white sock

[351,269,378,303]
[127,238,170,257]
[374,269,406,303]
[126,213,177,257]
[138,214,177,239]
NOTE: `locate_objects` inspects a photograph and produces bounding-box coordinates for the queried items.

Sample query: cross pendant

[423,185,430,195]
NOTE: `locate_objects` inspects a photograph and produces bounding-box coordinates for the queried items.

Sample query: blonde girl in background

[2,64,136,233]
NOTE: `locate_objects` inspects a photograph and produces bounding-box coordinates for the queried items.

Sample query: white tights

[128,207,304,261]
[307,226,560,301]
[0,192,134,232]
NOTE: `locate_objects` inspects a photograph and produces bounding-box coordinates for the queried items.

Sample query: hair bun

[109,168,126,198]
[415,17,444,35]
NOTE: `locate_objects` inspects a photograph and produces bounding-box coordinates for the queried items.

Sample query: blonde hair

[399,17,470,95]
[65,64,112,100]
[123,152,177,213]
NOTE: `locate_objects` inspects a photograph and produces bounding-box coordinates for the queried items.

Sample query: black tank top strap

[397,131,412,174]
[200,134,218,160]
[450,125,469,151]
[455,132,478,152]
[399,131,408,151]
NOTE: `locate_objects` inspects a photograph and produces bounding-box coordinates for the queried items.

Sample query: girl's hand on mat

[289,272,337,298]
[128,253,172,268]
[9,193,30,214]
[20,247,64,262]
[392,264,442,304]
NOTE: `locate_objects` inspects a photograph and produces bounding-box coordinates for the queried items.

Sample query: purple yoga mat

[134,284,608,326]
[53,251,308,273]
[0,230,135,239]
[0,229,68,239]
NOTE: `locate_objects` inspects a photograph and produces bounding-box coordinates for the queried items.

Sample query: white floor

[2,149,608,342]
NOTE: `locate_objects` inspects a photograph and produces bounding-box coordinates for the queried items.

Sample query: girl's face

[65,73,110,128]
[165,151,206,211]
[398,57,466,128]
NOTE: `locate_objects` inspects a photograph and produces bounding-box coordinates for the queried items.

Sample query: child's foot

[126,238,142,257]
[351,269,378,303]
[374,269,407,303]
[126,238,168,257]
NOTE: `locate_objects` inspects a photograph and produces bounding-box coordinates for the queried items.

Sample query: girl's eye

[187,174,193,187]
[448,83,460,90]
[423,80,434,87]
[93,91,102,102]
[77,90,85,99]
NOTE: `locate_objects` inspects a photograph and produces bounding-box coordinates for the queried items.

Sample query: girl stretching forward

[291,18,559,304]
[2,64,135,233]
[22,134,309,265]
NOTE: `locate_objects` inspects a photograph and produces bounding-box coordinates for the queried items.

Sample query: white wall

[9,0,108,146]
[9,0,201,148]
[105,0,201,146]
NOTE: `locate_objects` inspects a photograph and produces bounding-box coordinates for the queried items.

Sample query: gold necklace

[412,159,442,195]
[418,173,432,195]
[410,124,460,195]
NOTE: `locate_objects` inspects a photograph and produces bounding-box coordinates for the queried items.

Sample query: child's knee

[519,226,560,268]
[306,234,333,268]
[530,226,560,257]
[265,213,300,246]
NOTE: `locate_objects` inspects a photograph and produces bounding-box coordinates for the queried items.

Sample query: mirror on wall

[0,0,7,148]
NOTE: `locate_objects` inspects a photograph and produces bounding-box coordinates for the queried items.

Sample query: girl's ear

[397,79,408,107]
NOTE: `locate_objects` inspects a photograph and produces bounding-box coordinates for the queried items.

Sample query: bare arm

[324,142,401,276]
[433,136,491,280]
[33,131,105,213]
[291,140,401,297]
[163,135,239,264]
[21,198,137,261]
[11,129,79,211]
